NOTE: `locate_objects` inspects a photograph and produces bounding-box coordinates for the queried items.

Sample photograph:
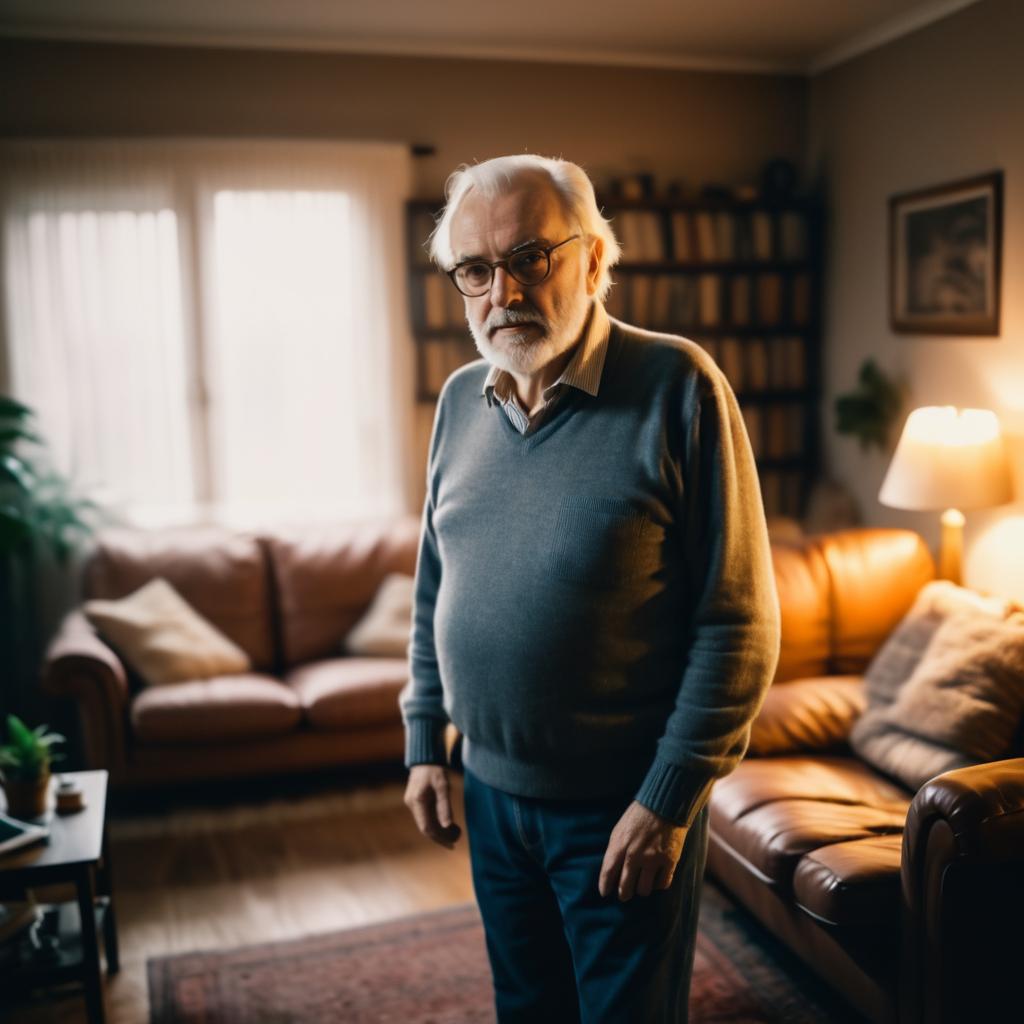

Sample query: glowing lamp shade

[879,406,1013,583]
[879,407,1013,510]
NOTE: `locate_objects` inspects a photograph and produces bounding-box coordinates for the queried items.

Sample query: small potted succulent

[0,714,66,820]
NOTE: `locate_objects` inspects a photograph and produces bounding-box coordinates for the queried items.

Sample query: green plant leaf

[0,426,44,448]
[0,395,33,422]
[0,452,37,493]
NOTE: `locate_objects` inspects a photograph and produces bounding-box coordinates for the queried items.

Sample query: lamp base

[938,508,964,585]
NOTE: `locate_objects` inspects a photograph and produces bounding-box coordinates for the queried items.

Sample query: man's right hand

[404,764,462,850]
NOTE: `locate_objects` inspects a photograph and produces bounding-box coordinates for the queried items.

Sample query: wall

[0,38,807,509]
[807,0,1024,601]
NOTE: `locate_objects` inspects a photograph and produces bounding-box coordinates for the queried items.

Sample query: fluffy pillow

[861,579,1013,707]
[343,573,415,657]
[84,576,251,687]
[850,581,1024,791]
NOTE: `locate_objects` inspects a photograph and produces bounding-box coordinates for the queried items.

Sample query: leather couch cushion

[770,541,832,683]
[816,529,935,674]
[84,526,275,671]
[749,675,865,755]
[793,834,903,927]
[131,674,301,743]
[263,516,419,668]
[709,756,911,885]
[288,658,409,730]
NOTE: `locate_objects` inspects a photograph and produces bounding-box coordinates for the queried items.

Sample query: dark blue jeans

[463,765,711,1024]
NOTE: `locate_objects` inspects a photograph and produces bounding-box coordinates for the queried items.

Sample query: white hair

[426,154,622,304]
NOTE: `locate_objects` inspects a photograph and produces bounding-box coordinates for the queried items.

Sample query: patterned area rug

[148,879,866,1023]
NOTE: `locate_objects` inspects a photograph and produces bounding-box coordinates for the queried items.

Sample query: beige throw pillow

[861,579,1013,707]
[343,573,415,657]
[84,577,251,687]
[850,580,1023,791]
[883,610,1024,761]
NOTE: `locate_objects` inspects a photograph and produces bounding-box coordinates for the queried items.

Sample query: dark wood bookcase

[405,195,823,520]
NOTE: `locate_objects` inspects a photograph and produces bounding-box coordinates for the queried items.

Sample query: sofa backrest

[83,525,276,672]
[260,514,420,669]
[771,527,935,683]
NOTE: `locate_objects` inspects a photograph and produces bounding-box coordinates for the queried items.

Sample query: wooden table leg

[98,826,120,974]
[75,866,106,1024]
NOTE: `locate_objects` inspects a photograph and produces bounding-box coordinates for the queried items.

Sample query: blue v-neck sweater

[399,314,781,828]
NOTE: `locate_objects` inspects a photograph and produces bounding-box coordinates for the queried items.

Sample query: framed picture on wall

[889,170,1002,335]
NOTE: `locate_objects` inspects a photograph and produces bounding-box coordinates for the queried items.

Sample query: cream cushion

[84,576,252,687]
[343,572,415,657]
[850,580,1024,790]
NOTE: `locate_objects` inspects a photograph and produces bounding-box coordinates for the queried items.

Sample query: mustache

[487,309,547,333]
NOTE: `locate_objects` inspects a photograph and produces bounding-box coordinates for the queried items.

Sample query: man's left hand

[598,801,688,901]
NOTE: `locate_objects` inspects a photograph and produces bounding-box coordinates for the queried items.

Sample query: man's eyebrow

[455,237,551,263]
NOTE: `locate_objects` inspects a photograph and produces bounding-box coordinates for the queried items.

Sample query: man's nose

[489,265,524,307]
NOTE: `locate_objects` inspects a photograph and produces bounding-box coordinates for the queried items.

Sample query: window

[0,140,415,529]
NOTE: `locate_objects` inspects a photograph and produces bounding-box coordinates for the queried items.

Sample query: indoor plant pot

[0,714,65,821]
[1,768,51,820]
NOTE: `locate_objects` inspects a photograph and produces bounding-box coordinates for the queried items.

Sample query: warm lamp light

[879,406,1013,584]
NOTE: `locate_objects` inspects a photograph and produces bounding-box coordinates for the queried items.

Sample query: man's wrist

[404,717,450,767]
[634,757,714,828]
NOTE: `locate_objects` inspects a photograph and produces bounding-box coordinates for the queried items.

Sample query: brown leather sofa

[706,527,1024,1024]
[45,520,1024,1021]
[42,515,422,788]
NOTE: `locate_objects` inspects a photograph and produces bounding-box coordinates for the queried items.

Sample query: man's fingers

[436,782,454,829]
[617,856,639,902]
[599,842,625,899]
[634,861,654,899]
[405,767,460,848]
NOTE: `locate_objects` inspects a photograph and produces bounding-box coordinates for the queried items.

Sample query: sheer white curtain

[0,138,416,530]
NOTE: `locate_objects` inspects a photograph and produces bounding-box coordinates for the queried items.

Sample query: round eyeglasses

[447,235,581,297]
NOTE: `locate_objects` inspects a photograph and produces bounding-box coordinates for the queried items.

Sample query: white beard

[467,288,594,377]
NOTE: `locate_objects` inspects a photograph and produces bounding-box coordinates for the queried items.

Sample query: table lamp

[878,405,1013,584]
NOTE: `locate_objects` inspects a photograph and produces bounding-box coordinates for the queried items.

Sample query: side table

[0,769,119,1024]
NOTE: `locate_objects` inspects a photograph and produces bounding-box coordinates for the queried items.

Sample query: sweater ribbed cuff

[404,717,449,768]
[634,757,715,828]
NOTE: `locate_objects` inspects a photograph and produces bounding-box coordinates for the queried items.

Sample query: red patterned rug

[148,879,865,1023]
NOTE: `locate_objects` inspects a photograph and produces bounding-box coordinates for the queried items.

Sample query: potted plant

[1,394,110,725]
[0,714,66,820]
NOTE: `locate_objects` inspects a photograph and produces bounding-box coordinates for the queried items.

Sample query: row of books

[759,469,805,518]
[417,331,807,407]
[408,204,812,268]
[603,271,812,328]
[610,208,809,263]
[742,402,805,460]
[697,336,807,392]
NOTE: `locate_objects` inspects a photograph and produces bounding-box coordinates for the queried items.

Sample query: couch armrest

[899,758,1024,1024]
[41,610,130,780]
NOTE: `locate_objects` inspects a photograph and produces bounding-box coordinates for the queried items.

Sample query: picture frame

[889,170,1002,335]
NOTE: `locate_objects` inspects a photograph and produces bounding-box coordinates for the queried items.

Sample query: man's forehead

[450,179,570,260]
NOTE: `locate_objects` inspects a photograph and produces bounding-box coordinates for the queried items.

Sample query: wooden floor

[7,764,475,1024]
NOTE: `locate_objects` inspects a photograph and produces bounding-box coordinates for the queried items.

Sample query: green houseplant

[1,394,110,725]
[0,714,66,819]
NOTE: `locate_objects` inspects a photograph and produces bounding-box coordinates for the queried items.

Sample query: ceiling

[0,0,984,75]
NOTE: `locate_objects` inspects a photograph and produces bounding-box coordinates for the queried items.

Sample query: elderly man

[399,154,781,1023]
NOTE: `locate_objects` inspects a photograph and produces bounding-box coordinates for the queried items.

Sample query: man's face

[448,173,597,376]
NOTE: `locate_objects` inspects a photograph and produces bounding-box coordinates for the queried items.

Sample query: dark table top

[0,770,108,877]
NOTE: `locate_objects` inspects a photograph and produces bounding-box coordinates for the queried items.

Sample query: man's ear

[586,235,604,296]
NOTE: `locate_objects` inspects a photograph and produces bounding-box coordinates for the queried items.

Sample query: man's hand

[404,764,462,850]
[598,800,688,901]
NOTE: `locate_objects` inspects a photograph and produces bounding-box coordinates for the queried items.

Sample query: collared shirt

[480,299,611,435]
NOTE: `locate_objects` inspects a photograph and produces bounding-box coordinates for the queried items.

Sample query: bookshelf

[406,195,822,520]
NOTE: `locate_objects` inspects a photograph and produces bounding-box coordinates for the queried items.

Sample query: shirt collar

[481,299,611,408]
